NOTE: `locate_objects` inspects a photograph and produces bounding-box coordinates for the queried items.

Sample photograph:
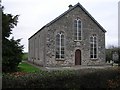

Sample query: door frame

[75,49,81,65]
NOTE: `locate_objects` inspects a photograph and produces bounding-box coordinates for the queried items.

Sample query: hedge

[2,68,120,89]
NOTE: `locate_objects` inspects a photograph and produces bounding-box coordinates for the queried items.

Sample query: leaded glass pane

[61,39,64,46]
[94,48,97,54]
[61,47,64,51]
[61,50,64,54]
[74,20,77,27]
[90,55,93,58]
[56,54,59,58]
[94,55,97,58]
[78,20,81,28]
[78,36,81,40]
[61,54,64,58]
[90,37,93,42]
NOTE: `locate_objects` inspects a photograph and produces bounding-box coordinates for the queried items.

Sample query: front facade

[28,3,106,67]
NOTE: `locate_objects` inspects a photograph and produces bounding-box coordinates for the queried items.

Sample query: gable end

[29,2,106,40]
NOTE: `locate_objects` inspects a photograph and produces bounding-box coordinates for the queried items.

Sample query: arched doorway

[75,49,81,65]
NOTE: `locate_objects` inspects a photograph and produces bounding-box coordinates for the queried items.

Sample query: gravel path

[25,60,113,71]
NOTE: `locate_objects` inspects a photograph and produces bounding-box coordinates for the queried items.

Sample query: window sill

[74,40,82,42]
[90,58,98,61]
[56,58,65,61]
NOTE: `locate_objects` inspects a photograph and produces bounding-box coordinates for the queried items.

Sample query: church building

[28,3,106,67]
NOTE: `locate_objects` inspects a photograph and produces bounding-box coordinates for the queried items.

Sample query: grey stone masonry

[28,3,106,67]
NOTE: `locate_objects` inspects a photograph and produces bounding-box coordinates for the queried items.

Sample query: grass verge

[18,61,41,73]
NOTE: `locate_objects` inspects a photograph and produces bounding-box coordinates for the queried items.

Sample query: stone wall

[44,6,105,66]
[28,28,46,66]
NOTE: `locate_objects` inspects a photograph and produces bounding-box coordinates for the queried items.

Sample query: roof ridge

[29,2,106,40]
[45,2,106,33]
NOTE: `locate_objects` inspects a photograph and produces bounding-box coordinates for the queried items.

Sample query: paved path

[24,61,113,71]
[45,65,113,71]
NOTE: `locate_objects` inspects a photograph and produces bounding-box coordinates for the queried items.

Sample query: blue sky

[2,0,119,52]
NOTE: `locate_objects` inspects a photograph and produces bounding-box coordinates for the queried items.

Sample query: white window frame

[74,19,82,41]
[56,32,65,60]
[90,35,98,59]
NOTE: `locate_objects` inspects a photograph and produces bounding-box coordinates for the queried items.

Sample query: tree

[106,48,112,63]
[2,7,24,72]
[106,46,120,65]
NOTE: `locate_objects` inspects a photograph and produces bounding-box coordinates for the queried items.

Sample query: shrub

[2,68,120,89]
[2,8,24,72]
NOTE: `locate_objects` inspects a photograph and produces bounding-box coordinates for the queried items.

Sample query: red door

[75,49,81,65]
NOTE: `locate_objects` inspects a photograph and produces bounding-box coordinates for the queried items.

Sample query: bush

[2,8,24,72]
[106,46,120,64]
[2,68,120,89]
[2,38,23,72]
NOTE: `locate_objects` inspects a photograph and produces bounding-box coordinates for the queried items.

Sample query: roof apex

[29,2,106,40]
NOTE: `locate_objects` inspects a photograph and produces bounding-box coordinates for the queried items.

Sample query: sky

[2,0,119,52]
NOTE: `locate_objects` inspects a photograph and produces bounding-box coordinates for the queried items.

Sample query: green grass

[18,62,41,73]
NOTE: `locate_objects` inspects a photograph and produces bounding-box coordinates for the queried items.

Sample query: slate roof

[29,2,106,40]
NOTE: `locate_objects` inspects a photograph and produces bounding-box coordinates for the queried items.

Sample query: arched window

[56,31,65,59]
[90,34,97,59]
[74,19,82,40]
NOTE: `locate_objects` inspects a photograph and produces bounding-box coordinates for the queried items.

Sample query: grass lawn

[18,61,41,73]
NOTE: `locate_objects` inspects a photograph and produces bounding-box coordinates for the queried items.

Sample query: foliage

[2,7,18,39]
[106,46,120,64]
[2,68,120,89]
[22,53,28,61]
[2,7,24,72]
[106,48,112,62]
[18,62,40,73]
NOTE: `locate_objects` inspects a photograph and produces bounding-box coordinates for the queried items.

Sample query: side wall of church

[28,28,47,66]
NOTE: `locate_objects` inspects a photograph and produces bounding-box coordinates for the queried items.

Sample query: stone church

[28,3,106,67]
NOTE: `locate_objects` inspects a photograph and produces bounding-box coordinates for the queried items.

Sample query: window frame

[90,34,98,59]
[55,31,65,60]
[74,19,82,41]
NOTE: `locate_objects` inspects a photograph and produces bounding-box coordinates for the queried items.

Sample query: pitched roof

[29,2,106,40]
